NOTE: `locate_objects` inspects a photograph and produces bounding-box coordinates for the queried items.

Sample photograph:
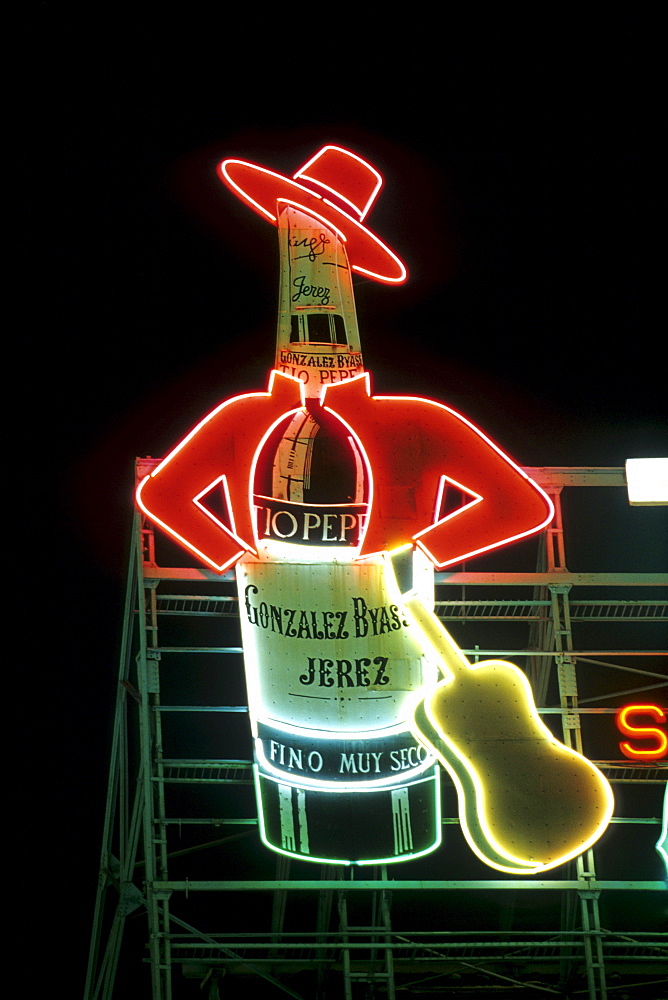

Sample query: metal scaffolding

[85,467,667,1000]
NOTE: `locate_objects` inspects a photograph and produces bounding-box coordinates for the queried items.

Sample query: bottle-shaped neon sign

[236,204,441,863]
[137,145,614,869]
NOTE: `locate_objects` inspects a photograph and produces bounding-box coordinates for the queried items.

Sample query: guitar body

[412,660,614,873]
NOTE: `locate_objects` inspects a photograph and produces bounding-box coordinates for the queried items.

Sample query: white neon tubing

[294,145,383,221]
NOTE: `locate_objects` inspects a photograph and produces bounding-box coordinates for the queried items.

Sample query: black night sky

[30,19,666,995]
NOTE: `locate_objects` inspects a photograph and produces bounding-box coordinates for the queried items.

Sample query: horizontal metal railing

[154,757,665,785]
[152,594,667,621]
[166,928,668,965]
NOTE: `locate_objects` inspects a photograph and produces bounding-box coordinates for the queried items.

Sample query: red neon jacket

[136,372,553,573]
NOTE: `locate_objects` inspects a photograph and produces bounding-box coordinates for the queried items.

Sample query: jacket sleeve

[325,378,553,567]
[136,374,303,572]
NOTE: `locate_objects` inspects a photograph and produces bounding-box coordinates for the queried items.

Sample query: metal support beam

[85,471,667,997]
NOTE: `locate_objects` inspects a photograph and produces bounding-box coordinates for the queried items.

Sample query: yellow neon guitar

[407,597,614,873]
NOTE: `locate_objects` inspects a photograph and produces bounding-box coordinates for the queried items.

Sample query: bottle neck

[275,205,364,398]
[252,399,368,558]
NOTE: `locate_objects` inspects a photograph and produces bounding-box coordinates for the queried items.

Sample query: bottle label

[237,557,437,733]
[255,719,434,788]
[253,495,367,547]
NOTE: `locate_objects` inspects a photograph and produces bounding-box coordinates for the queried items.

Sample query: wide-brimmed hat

[218,145,407,284]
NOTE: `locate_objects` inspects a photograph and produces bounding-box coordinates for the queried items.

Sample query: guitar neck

[405,595,471,680]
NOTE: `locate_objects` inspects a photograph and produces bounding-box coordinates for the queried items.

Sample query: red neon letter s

[615,704,668,760]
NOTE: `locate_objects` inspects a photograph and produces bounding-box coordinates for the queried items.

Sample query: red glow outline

[319,198,407,282]
[136,371,306,572]
[218,153,407,285]
[278,194,407,285]
[193,474,238,538]
[294,145,383,222]
[137,370,553,574]
[393,393,552,564]
[219,160,320,223]
[433,474,484,526]
[616,704,668,760]
[136,473,247,573]
[148,380,287,476]
[322,374,554,567]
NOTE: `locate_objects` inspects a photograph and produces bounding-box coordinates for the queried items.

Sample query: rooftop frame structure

[85,466,667,1000]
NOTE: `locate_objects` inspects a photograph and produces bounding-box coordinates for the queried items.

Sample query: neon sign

[323,375,554,565]
[137,372,304,573]
[137,370,554,571]
[219,146,407,284]
[136,145,613,869]
[657,784,667,878]
[615,704,668,760]
[407,597,614,873]
[237,555,442,864]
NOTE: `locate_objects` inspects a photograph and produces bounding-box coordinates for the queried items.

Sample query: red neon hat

[218,145,407,284]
